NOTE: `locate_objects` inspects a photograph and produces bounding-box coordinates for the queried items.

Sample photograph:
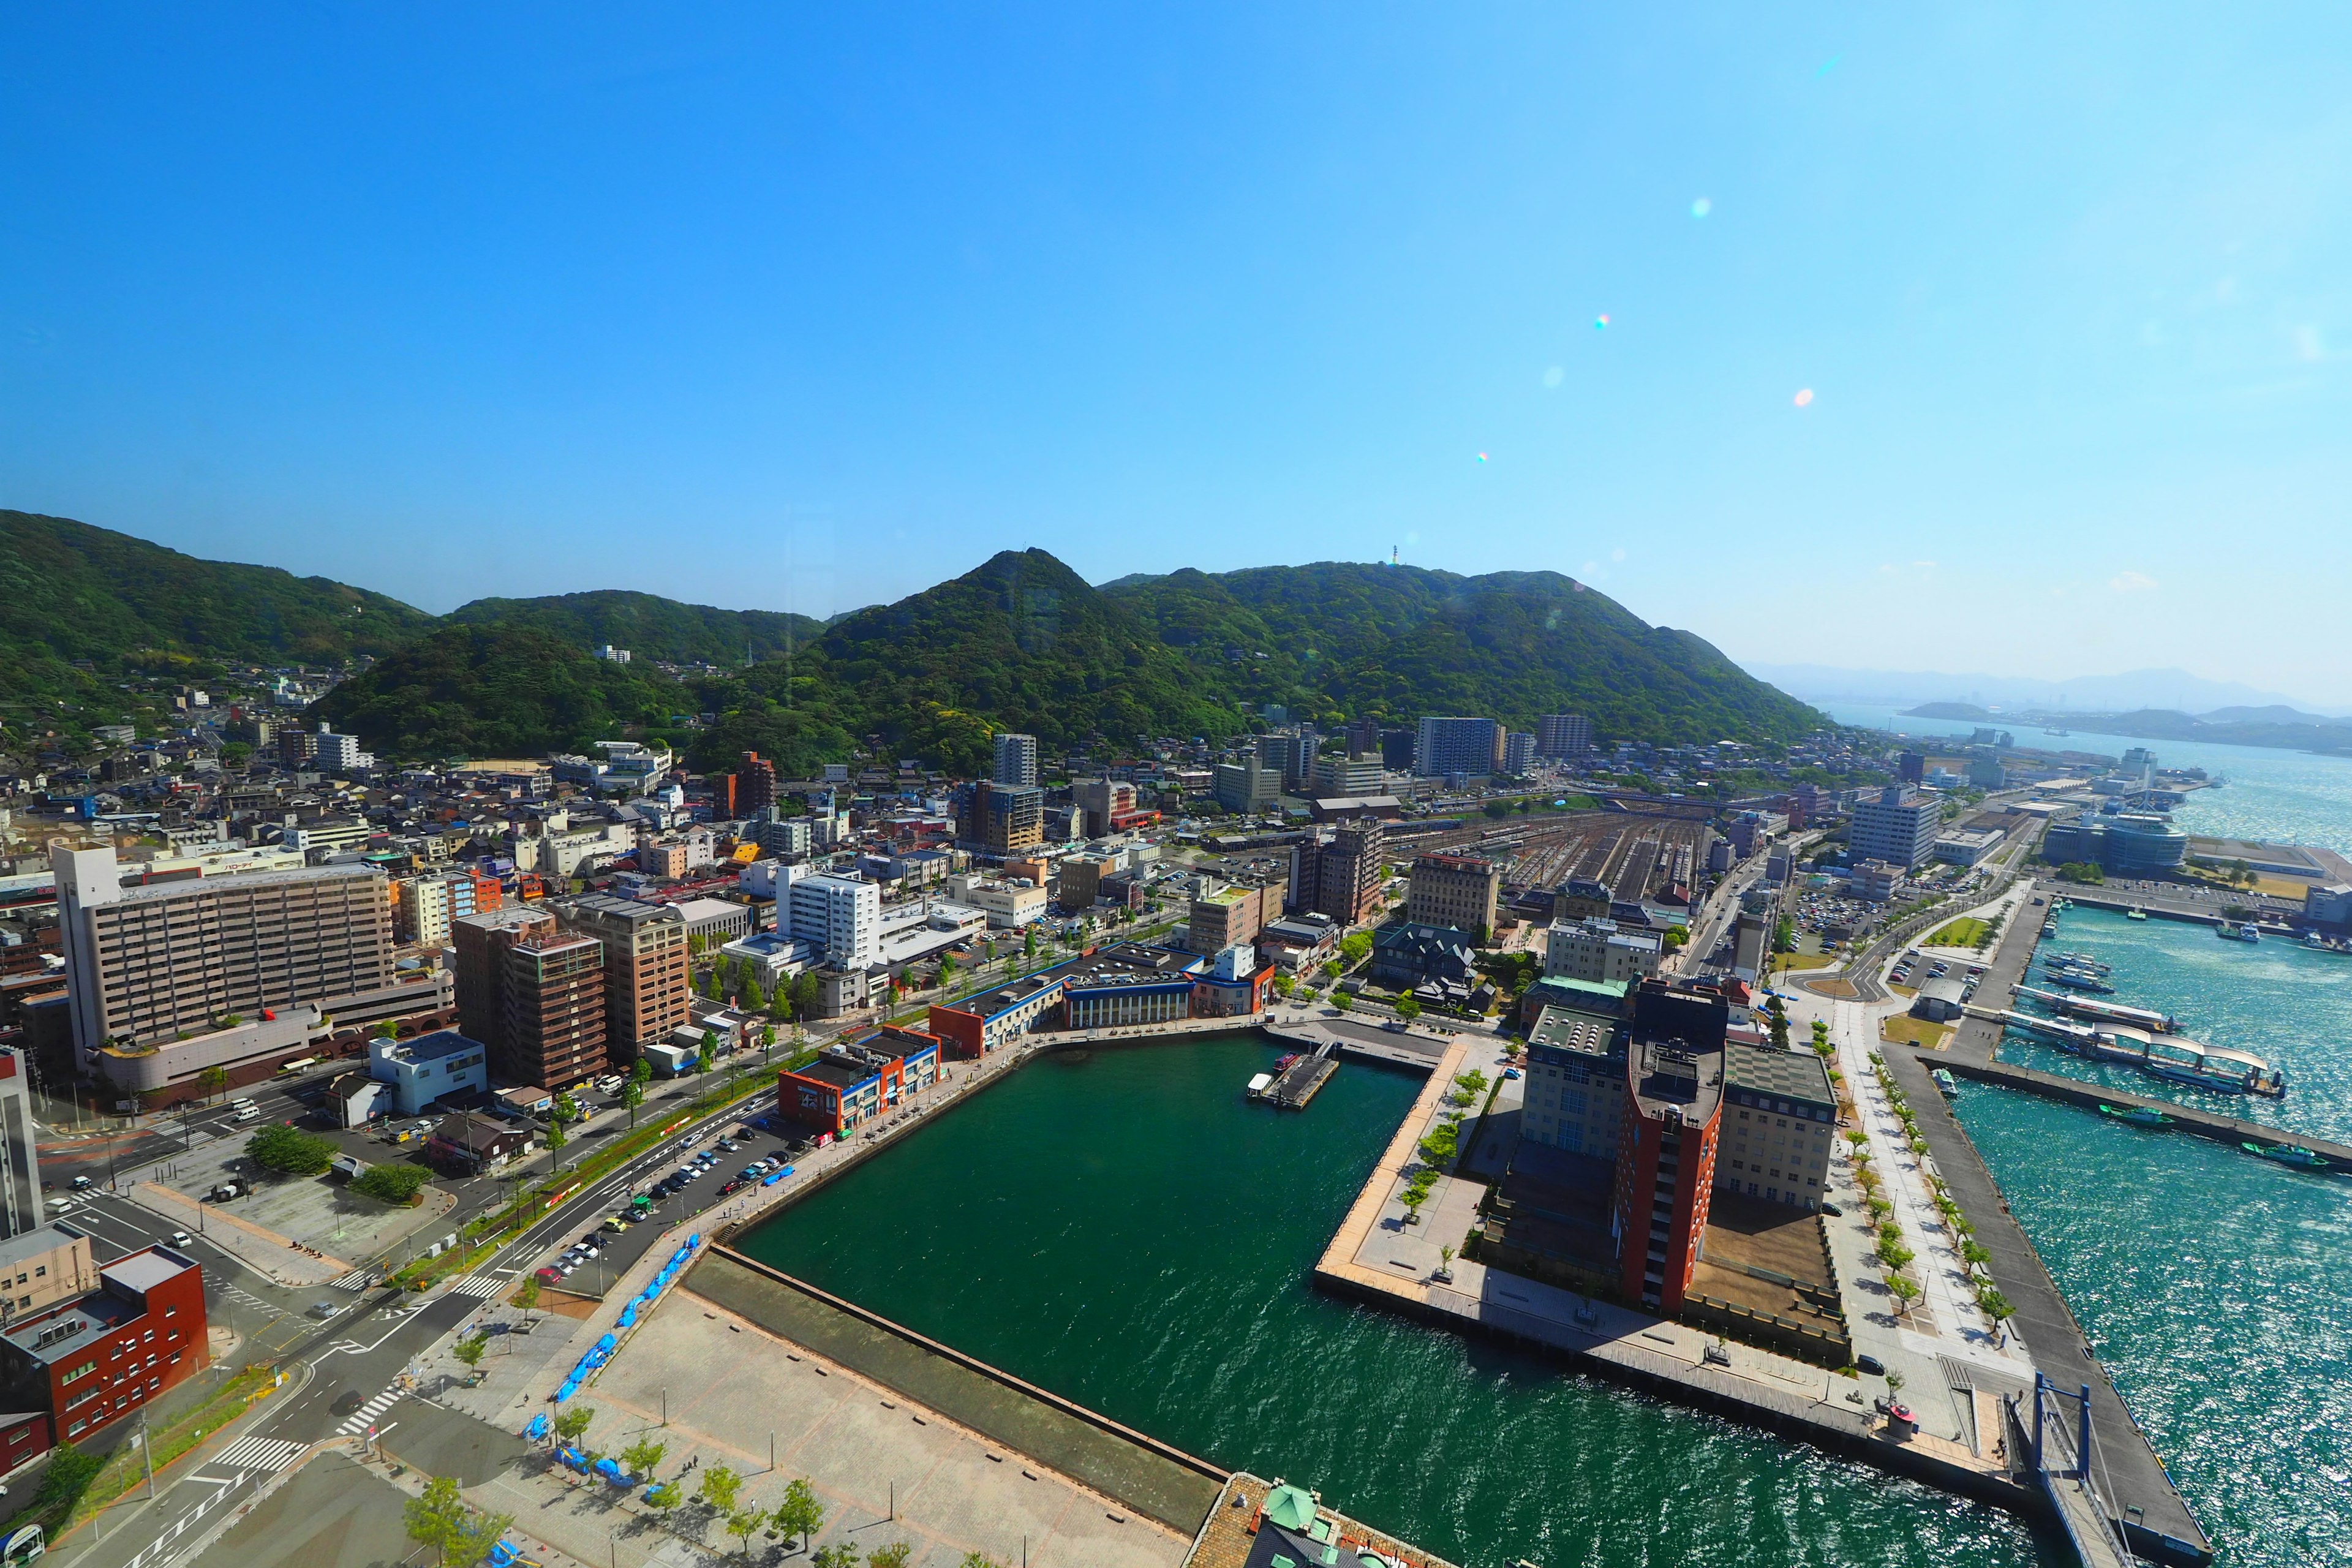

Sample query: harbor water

[738,1035,2055,1567]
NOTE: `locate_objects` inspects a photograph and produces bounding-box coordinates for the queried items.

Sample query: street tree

[510,1276,541,1319]
[197,1065,228,1102]
[620,1436,668,1479]
[697,1461,741,1515]
[726,1504,770,1556]
[867,1545,913,1568]
[622,1080,644,1128]
[772,1477,824,1548]
[553,1406,597,1446]
[631,1058,654,1087]
[403,1475,513,1568]
[453,1334,488,1369]
[644,1480,682,1516]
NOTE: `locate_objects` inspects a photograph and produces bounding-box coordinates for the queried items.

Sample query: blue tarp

[595,1333,616,1352]
[524,1414,548,1441]
[556,1447,586,1471]
[616,1303,637,1328]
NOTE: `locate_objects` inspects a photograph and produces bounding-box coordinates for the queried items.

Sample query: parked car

[1856,1354,1887,1377]
[534,1267,563,1285]
[309,1300,342,1319]
[168,1229,194,1247]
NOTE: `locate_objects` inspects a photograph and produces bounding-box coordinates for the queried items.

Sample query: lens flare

[1476,451,1488,462]
[1594,314,1610,330]
[1793,388,1814,407]
[1691,197,1711,218]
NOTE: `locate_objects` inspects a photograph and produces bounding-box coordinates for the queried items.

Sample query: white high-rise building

[1849,786,1943,870]
[992,733,1039,788]
[788,874,882,972]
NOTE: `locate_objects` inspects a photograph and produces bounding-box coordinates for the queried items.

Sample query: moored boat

[2126,908,2149,921]
[2243,1141,2329,1170]
[1932,1069,1958,1097]
[2100,1103,2172,1128]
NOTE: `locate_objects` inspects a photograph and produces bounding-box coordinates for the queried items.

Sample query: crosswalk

[209,1434,307,1472]
[445,1272,508,1300]
[335,1387,404,1436]
[328,1273,376,1292]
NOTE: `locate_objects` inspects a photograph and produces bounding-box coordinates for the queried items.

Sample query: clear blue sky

[5,7,2348,699]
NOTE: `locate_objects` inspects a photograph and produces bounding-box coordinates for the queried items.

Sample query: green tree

[760,1023,776,1064]
[246,1123,337,1175]
[620,1435,668,1479]
[1338,931,1373,966]
[1271,973,1294,998]
[510,1275,541,1318]
[622,1079,644,1127]
[403,1475,513,1568]
[551,1091,580,1127]
[728,1506,772,1558]
[631,1058,654,1087]
[1321,959,1341,982]
[699,968,721,1001]
[644,1480,684,1515]
[352,1161,430,1204]
[453,1333,488,1370]
[370,1019,401,1040]
[553,1405,597,1446]
[960,1554,1006,1568]
[868,1546,913,1568]
[1023,927,1038,960]
[697,1031,718,1073]
[772,1477,825,1549]
[546,1118,567,1154]
[697,1462,742,1515]
[744,975,767,1013]
[812,1547,862,1568]
[196,1064,229,1102]
[1393,995,1421,1021]
[937,952,956,986]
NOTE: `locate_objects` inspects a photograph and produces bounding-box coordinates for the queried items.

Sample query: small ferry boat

[2125,908,2149,921]
[2051,952,2111,973]
[1932,1069,1959,1097]
[2243,1141,2329,1170]
[2043,967,2117,995]
[2100,1103,2172,1128]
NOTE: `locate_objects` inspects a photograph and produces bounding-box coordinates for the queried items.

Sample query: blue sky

[5,7,2349,700]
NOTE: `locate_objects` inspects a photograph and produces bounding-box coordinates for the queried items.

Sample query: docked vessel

[2243,1141,2329,1170]
[2043,967,2118,994]
[1932,1069,1959,1097]
[2125,908,2149,921]
[2051,952,2111,973]
[2015,985,2176,1033]
[2100,1103,2172,1128]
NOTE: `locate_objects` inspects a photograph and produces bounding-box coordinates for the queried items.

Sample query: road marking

[335,1389,405,1435]
[209,1434,307,1472]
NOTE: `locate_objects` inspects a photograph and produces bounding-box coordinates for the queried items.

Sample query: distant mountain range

[1743,660,2348,718]
[1897,701,2352,758]
[4,509,1826,772]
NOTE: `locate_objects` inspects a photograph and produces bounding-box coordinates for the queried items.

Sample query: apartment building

[1612,1033,1725,1315]
[789,874,883,970]
[992,733,1039,788]
[52,847,395,1068]
[1288,820,1387,926]
[1412,717,1502,779]
[957,781,1044,856]
[736,751,779,816]
[452,905,557,1062]
[1716,1043,1839,1210]
[1536,714,1592,760]
[398,870,502,948]
[1311,755,1385,797]
[1502,733,1538,775]
[1188,881,1279,956]
[1405,853,1501,937]
[0,1225,100,1320]
[1213,761,1282,813]
[557,895,690,1062]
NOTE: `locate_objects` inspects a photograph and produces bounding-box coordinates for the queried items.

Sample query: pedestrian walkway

[210,1434,309,1473]
[445,1272,508,1300]
[335,1387,405,1436]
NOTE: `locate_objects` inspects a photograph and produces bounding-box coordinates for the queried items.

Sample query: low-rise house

[426,1111,532,1173]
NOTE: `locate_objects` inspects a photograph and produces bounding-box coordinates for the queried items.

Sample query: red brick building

[0,1246,208,1447]
[1611,1036,1724,1314]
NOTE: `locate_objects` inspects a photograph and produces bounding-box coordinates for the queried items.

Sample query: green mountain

[1104,562,1822,744]
[314,624,688,761]
[0,509,434,731]
[444,590,827,666]
[6,511,1823,769]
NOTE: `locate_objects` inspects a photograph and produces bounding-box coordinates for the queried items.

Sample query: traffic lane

[510,1124,790,1287]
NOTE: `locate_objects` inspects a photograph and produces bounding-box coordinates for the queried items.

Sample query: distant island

[1899,697,2352,758]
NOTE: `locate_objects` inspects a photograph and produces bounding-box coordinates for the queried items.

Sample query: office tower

[992,733,1039,788]
[556,895,690,1060]
[957,781,1045,855]
[1289,820,1386,925]
[51,847,391,1069]
[1312,755,1385,797]
[1537,714,1593,760]
[1897,752,1926,785]
[1611,980,1731,1314]
[1849,786,1942,870]
[1412,717,1502,778]
[1502,733,1538,775]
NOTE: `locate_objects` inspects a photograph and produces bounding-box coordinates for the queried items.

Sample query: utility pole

[138,1413,155,1499]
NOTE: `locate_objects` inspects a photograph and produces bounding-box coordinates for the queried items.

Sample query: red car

[534,1267,563,1285]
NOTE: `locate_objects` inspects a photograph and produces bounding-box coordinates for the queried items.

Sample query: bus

[4,1523,45,1566]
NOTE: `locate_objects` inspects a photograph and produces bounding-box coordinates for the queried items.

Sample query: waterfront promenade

[1788,883,2214,1564]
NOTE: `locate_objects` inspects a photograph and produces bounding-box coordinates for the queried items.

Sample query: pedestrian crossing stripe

[335,1390,404,1434]
[447,1273,505,1299]
[211,1434,306,1472]
[330,1274,374,1291]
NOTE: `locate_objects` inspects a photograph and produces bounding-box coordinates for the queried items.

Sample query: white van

[230,1099,261,1123]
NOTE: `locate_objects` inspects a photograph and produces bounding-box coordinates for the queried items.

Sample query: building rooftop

[453,903,556,934]
[100,1248,191,1297]
[560,893,682,925]
[103,861,380,906]
[1628,1036,1724,1126]
[1528,1004,1624,1058]
[671,897,748,924]
[374,1028,484,1067]
[0,1223,86,1274]
[1724,1041,1836,1110]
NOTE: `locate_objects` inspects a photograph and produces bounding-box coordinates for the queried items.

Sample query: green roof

[1263,1482,1317,1529]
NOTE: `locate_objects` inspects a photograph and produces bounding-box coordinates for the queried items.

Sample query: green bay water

[739,1037,2054,1566]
